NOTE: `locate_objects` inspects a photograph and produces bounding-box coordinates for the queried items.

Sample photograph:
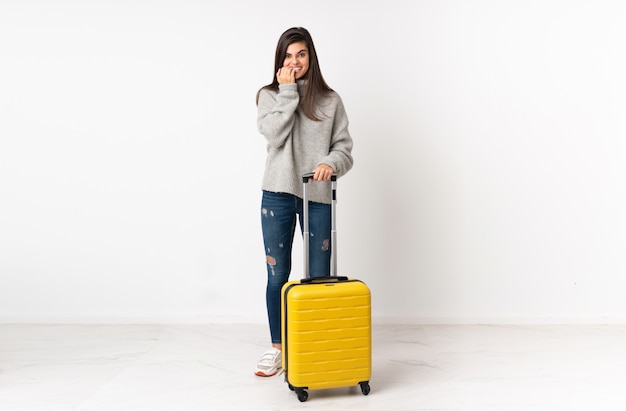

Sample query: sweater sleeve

[257,84,299,149]
[317,96,354,177]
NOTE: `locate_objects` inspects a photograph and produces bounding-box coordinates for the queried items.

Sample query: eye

[298,52,306,58]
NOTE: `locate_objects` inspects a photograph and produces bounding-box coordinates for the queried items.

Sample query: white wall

[1,0,625,324]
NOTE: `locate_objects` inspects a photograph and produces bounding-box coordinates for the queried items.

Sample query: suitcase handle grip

[300,276,349,284]
[302,173,337,183]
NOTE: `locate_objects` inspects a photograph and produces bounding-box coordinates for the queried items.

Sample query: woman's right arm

[257,84,299,148]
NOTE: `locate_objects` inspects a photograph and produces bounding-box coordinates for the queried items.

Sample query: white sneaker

[255,348,281,377]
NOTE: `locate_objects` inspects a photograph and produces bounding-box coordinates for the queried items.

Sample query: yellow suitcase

[281,174,371,402]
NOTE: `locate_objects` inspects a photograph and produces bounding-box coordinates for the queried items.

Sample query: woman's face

[283,41,309,80]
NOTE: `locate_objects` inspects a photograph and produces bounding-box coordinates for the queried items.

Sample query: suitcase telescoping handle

[302,173,347,282]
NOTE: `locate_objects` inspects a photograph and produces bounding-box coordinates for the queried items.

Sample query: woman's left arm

[317,97,354,178]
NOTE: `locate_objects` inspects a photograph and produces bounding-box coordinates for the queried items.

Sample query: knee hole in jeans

[322,239,330,251]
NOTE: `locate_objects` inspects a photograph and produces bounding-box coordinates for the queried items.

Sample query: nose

[290,55,299,66]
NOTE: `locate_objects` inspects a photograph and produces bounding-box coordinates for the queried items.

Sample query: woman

[255,27,354,376]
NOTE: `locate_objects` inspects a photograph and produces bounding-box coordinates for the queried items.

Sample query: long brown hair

[256,27,333,121]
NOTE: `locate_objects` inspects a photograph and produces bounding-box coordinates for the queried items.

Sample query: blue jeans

[261,191,331,344]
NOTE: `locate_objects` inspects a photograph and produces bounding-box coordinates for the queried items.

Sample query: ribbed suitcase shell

[281,278,371,391]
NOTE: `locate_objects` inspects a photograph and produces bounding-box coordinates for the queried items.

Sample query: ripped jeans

[261,190,331,344]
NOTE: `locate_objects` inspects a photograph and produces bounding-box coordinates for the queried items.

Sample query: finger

[319,168,326,181]
[278,68,295,84]
[315,168,325,181]
[314,166,325,181]
[323,166,331,180]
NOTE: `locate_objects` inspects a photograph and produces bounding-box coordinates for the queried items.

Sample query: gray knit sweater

[257,80,354,204]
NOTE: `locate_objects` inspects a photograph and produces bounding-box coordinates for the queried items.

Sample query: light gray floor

[1,323,626,410]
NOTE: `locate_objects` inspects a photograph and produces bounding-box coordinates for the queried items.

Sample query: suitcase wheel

[360,382,371,396]
[295,388,308,402]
